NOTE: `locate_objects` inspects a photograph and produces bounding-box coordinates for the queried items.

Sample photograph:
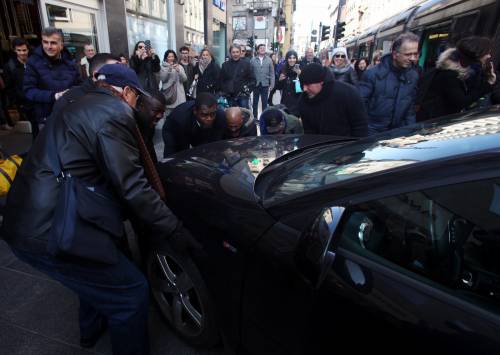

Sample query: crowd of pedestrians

[1,25,500,355]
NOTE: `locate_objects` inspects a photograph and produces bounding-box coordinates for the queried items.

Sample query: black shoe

[80,319,107,348]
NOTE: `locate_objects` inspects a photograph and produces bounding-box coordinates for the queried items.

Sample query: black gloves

[168,223,203,254]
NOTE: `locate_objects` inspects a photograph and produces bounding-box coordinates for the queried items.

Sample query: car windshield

[257,113,500,203]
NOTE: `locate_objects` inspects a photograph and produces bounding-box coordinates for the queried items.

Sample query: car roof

[258,107,500,204]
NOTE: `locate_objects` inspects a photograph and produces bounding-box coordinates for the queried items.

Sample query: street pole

[333,0,341,48]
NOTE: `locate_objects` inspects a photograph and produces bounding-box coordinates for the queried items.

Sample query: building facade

[231,0,277,52]
[183,0,205,53]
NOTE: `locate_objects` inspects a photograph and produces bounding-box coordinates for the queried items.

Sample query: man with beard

[298,63,368,137]
[162,92,226,156]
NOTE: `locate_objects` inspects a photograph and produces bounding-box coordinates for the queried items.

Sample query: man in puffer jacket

[23,27,80,135]
[359,32,420,135]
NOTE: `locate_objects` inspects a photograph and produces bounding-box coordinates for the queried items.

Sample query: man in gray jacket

[250,44,275,119]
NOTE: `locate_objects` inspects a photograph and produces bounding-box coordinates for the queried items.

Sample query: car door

[307,177,500,354]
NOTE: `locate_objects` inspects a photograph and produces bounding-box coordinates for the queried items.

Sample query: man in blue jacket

[23,26,80,136]
[359,32,420,135]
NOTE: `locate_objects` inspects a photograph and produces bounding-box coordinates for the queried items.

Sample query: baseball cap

[96,64,150,97]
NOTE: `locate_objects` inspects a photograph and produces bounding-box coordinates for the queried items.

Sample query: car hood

[167,134,342,174]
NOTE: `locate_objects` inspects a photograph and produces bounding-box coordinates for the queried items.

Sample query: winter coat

[194,61,220,95]
[250,55,275,88]
[220,58,256,97]
[179,61,195,96]
[129,54,161,94]
[162,100,226,157]
[23,46,80,123]
[298,70,368,137]
[275,66,301,116]
[359,54,419,135]
[4,57,29,106]
[329,65,358,87]
[299,57,321,69]
[417,48,494,121]
[159,62,187,110]
[1,85,179,253]
[223,107,257,139]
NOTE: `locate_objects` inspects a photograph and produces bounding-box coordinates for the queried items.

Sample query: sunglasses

[138,45,145,49]
[334,54,346,58]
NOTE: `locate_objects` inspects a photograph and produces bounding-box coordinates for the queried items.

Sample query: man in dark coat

[23,27,80,135]
[163,92,226,156]
[359,32,420,135]
[4,38,31,132]
[2,64,199,355]
[52,53,119,114]
[299,47,321,69]
[298,63,368,137]
[224,107,257,138]
[219,45,256,108]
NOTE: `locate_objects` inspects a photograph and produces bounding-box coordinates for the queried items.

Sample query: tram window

[451,13,479,44]
[418,26,451,70]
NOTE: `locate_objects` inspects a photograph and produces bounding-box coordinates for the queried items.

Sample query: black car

[149,107,500,354]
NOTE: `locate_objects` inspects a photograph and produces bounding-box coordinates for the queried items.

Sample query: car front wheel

[147,247,219,347]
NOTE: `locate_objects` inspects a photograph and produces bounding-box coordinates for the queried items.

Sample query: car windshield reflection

[260,113,500,203]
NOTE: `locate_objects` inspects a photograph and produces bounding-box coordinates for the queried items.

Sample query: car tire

[147,246,219,347]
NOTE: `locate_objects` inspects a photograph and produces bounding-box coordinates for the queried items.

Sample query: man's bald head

[225,107,244,138]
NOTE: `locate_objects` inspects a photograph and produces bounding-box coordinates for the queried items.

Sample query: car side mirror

[295,206,345,289]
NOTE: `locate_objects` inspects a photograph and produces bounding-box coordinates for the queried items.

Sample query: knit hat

[285,50,298,60]
[299,63,326,85]
[332,47,348,59]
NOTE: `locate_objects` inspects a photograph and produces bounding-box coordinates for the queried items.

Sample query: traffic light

[335,21,346,41]
[321,25,330,42]
[247,36,254,49]
[314,44,318,52]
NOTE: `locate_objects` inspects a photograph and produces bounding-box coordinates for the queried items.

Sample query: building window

[233,16,246,30]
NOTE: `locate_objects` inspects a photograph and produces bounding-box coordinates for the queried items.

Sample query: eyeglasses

[138,45,145,49]
[334,54,346,58]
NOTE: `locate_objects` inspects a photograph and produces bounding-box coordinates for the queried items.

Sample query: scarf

[199,57,211,74]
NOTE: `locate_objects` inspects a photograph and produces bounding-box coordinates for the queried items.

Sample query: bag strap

[133,125,166,201]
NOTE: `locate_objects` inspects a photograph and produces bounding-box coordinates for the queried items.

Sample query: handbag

[162,82,178,105]
[46,122,123,264]
[187,78,198,100]
[0,153,22,197]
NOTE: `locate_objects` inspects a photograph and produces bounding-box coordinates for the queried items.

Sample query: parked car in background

[149,106,500,354]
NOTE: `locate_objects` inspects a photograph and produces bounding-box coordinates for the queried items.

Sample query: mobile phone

[145,40,151,52]
[294,64,300,70]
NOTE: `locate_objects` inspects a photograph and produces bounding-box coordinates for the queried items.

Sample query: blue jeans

[252,85,269,119]
[228,95,249,109]
[11,248,150,355]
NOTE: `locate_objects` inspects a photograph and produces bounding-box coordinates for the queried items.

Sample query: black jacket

[275,66,301,116]
[299,57,320,69]
[298,70,368,137]
[330,65,358,87]
[2,86,179,253]
[129,55,161,94]
[163,100,226,157]
[417,48,494,121]
[194,61,220,95]
[219,58,256,97]
[4,57,29,106]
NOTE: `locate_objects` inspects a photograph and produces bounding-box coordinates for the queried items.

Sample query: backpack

[0,153,22,196]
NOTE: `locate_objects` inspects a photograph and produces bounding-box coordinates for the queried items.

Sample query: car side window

[338,179,500,309]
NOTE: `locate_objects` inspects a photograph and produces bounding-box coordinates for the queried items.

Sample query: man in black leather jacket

[219,45,256,108]
[1,64,199,355]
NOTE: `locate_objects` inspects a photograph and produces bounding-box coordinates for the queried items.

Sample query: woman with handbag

[160,50,187,114]
[193,49,220,95]
[274,50,302,116]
